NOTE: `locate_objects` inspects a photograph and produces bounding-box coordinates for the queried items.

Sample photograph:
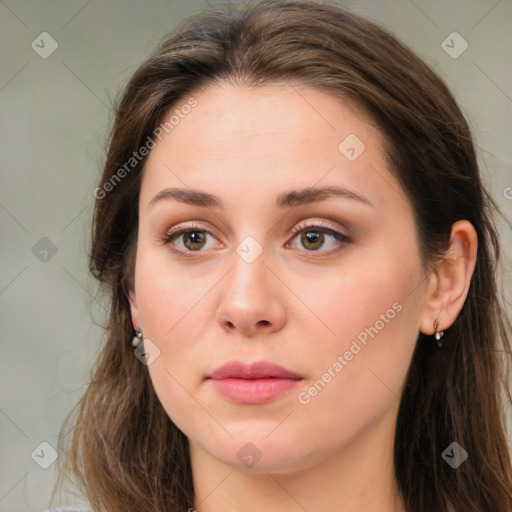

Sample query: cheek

[134,253,212,433]
[294,260,422,433]
[134,246,209,340]
[295,253,416,354]
[133,250,212,394]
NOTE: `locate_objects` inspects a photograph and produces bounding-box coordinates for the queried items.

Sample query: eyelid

[289,219,345,237]
[165,221,216,239]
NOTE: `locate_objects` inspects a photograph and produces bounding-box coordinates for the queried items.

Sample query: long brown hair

[51,1,512,511]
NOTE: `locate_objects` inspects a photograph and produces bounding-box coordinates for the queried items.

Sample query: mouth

[207,360,303,404]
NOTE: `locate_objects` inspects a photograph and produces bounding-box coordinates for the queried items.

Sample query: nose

[216,248,287,337]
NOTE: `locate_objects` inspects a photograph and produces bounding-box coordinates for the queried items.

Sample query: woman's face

[130,82,429,474]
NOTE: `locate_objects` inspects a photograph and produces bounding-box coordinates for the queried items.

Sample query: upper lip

[208,360,303,380]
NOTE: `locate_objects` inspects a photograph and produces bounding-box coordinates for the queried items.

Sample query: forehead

[159,81,380,148]
[140,82,406,214]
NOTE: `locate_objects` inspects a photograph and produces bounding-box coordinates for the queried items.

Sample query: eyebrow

[147,185,372,210]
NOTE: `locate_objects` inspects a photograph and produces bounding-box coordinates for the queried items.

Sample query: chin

[202,433,327,475]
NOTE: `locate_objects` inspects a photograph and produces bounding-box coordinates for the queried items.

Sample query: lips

[207,360,303,404]
[209,360,303,380]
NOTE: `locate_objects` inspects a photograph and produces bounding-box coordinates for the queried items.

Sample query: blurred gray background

[0,0,511,511]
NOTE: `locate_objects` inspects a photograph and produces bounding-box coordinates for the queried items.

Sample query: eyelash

[158,220,351,259]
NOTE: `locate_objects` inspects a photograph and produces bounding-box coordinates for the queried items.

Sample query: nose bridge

[216,237,286,335]
[227,239,271,305]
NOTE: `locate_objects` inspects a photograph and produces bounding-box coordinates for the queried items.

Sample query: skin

[129,82,478,512]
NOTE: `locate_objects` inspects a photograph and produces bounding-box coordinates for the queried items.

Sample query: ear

[128,289,141,330]
[419,220,478,335]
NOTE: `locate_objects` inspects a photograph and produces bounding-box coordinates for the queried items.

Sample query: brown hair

[51,1,512,511]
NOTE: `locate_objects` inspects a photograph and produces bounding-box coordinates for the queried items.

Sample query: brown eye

[300,230,325,251]
[160,224,220,258]
[289,222,351,254]
[181,230,207,250]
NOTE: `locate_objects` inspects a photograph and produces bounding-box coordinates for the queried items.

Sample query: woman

[48,1,512,511]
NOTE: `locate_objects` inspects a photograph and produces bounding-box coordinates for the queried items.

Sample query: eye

[159,223,221,258]
[287,221,351,254]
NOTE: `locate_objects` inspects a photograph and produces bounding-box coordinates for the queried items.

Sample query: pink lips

[207,360,303,404]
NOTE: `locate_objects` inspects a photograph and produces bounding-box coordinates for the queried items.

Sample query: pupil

[303,231,323,250]
[187,231,204,248]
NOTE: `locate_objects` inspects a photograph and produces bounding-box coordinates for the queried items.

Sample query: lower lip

[209,377,301,404]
